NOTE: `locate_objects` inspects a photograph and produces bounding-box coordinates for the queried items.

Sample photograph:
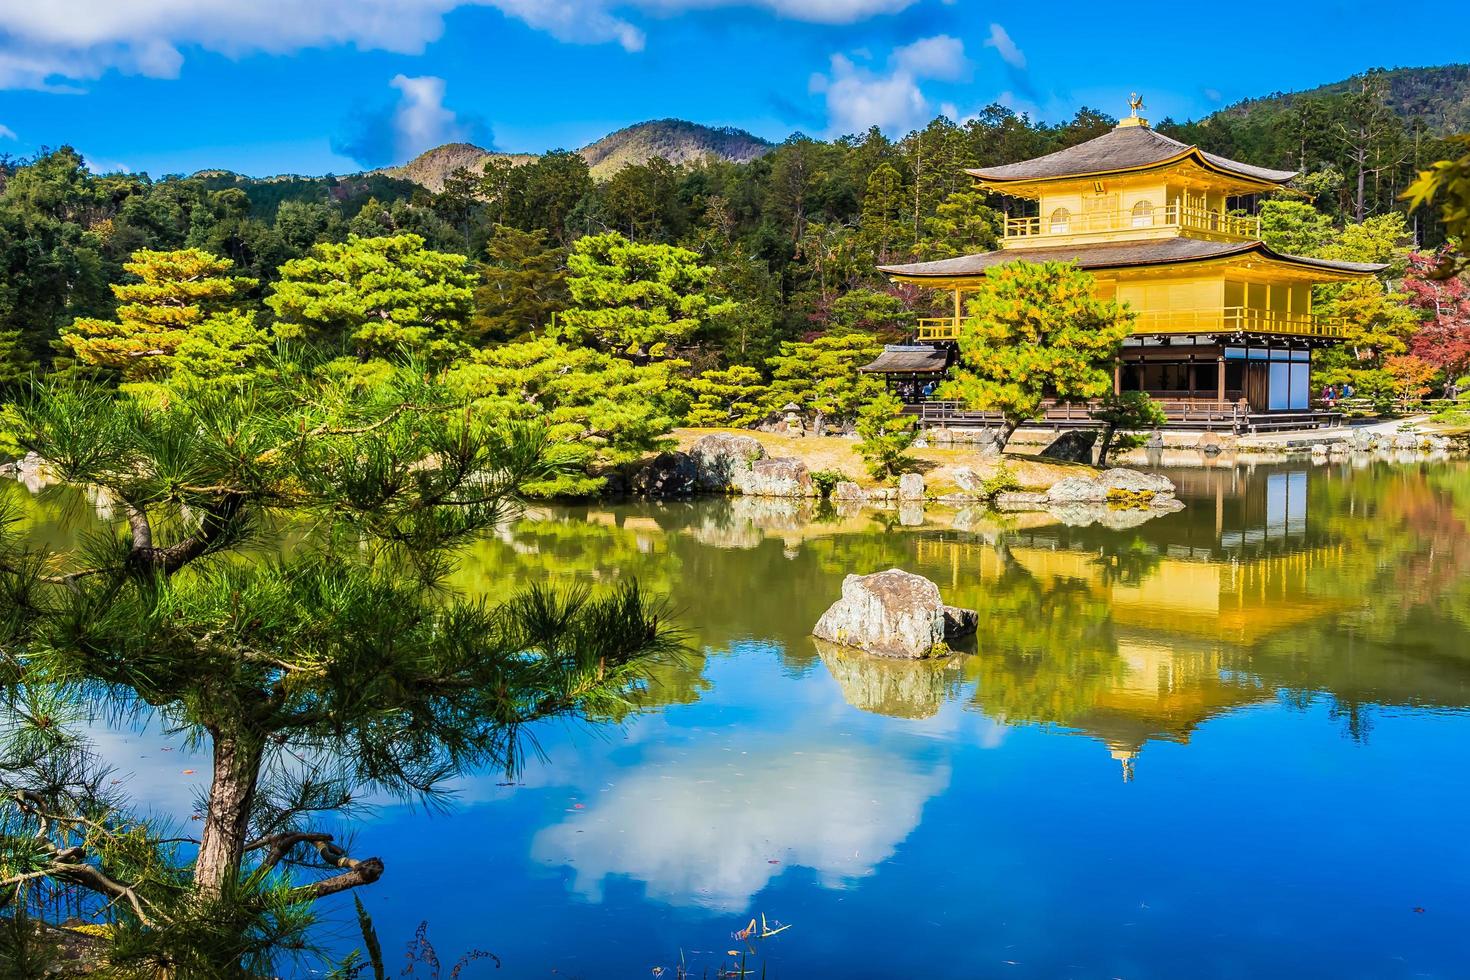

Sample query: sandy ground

[671,427,1092,492]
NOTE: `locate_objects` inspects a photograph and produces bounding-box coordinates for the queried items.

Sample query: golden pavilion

[871,96,1387,431]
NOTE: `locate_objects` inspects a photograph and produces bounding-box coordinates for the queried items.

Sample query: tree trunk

[1097,424,1116,467]
[194,733,265,901]
[997,417,1021,451]
[1355,149,1367,222]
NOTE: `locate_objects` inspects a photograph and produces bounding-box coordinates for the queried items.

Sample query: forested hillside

[1217,64,1470,135]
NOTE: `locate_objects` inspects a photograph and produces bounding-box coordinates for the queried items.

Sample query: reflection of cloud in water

[532,742,949,912]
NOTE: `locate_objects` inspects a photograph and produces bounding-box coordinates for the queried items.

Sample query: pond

[7,459,1470,978]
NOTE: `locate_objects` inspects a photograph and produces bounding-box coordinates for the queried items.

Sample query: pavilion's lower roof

[860,345,950,374]
[878,238,1385,279]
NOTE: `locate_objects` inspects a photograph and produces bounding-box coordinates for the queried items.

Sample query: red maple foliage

[1403,249,1470,379]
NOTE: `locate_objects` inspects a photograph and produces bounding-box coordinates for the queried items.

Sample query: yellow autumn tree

[63,248,266,388]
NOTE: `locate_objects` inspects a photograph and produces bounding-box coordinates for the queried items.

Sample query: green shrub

[810,469,846,498]
[854,392,917,481]
[980,465,1021,499]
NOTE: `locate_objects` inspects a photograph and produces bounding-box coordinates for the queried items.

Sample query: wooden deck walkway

[906,399,1343,434]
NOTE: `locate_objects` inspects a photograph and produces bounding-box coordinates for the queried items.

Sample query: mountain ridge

[372,119,774,190]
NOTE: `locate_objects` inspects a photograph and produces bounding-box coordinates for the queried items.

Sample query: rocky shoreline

[627,432,1185,529]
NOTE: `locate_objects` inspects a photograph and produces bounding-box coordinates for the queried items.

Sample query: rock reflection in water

[813,638,959,719]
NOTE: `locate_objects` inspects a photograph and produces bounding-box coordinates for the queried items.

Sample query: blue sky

[0,0,1464,177]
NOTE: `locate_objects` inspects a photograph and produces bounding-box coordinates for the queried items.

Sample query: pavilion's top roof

[966,124,1298,187]
[878,237,1385,279]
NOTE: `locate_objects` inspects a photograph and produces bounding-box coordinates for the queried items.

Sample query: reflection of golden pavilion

[919,518,1342,778]
[1074,636,1268,782]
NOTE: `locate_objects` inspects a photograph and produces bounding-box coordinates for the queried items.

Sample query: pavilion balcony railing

[1133,307,1347,338]
[1004,204,1260,242]
[916,307,1347,342]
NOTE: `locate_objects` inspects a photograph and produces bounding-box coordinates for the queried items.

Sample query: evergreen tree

[765,330,883,433]
[854,392,917,480]
[446,337,687,494]
[0,366,680,973]
[938,262,1135,448]
[1092,392,1168,465]
[917,188,1003,259]
[471,225,568,345]
[267,235,473,362]
[557,231,736,360]
[61,248,266,391]
[860,163,908,263]
[685,365,769,427]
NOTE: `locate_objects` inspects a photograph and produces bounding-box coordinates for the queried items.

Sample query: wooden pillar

[1113,359,1122,396]
[1216,355,1226,405]
[953,288,962,325]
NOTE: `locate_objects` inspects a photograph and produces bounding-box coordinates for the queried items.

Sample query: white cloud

[531,741,949,911]
[0,123,16,140]
[892,34,967,81]
[812,35,969,137]
[0,0,920,91]
[388,74,471,158]
[333,73,488,167]
[983,22,1025,70]
[642,0,916,22]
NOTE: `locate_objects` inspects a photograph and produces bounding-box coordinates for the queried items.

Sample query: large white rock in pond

[1044,476,1110,503]
[813,568,974,658]
[1046,468,1177,505]
[898,472,925,500]
[1099,468,1176,496]
[689,433,766,492]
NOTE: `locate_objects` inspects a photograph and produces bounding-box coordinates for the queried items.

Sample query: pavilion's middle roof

[877,237,1385,279]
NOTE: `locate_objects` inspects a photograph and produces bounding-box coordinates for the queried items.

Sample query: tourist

[921,381,936,399]
[1321,383,1336,407]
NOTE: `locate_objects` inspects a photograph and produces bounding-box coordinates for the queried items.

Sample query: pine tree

[765,331,883,433]
[917,188,1003,260]
[471,225,567,345]
[0,365,680,973]
[860,163,908,264]
[854,392,918,480]
[267,235,473,362]
[557,232,736,361]
[938,261,1135,448]
[685,366,769,427]
[445,337,687,495]
[61,248,263,389]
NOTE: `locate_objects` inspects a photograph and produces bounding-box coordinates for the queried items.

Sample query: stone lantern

[781,402,804,437]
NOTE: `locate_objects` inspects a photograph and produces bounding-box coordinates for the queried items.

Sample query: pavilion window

[1049,207,1072,234]
[1131,200,1155,227]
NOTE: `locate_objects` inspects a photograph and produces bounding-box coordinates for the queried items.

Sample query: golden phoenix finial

[1129,92,1145,117]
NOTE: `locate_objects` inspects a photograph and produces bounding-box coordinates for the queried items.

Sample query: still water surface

[9,460,1470,978]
